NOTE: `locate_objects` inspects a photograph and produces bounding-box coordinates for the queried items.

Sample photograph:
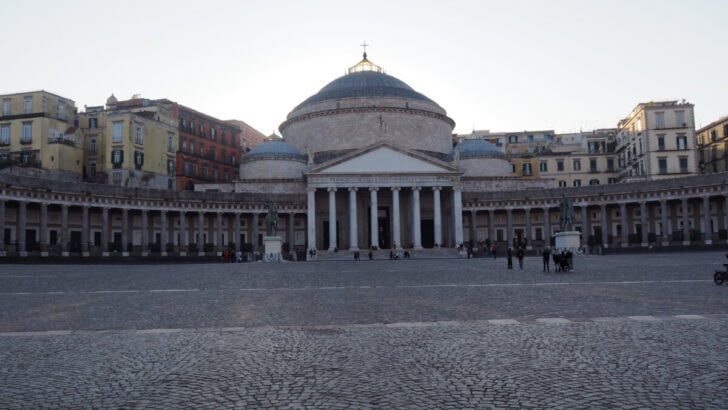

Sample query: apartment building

[78,95,178,189]
[616,100,697,181]
[176,105,243,190]
[697,115,728,174]
[0,90,83,180]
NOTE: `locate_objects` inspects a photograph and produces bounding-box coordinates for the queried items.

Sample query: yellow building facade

[0,90,83,179]
[79,96,178,189]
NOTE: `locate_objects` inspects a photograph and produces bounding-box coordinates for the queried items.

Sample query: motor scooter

[714,253,728,285]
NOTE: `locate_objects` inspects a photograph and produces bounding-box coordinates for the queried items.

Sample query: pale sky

[2,0,726,135]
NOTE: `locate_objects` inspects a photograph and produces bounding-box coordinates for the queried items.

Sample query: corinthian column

[412,187,422,249]
[328,187,337,250]
[369,187,379,249]
[349,188,359,250]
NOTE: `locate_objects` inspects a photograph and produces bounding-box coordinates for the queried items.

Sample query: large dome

[280,54,455,158]
[295,71,437,110]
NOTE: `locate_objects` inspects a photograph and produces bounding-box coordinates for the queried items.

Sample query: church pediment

[309,143,458,175]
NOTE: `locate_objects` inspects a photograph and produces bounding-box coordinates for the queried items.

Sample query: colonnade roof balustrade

[2,172,728,211]
[0,174,305,208]
[462,173,728,206]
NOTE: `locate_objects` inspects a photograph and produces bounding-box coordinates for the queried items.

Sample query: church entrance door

[421,219,434,248]
[367,206,390,249]
[322,220,339,250]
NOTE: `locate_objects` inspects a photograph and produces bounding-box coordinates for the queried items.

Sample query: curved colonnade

[1,173,728,259]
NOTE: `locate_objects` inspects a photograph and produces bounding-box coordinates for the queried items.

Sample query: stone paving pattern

[1,252,728,408]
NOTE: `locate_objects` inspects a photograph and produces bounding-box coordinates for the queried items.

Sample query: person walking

[507,247,513,269]
[492,245,497,259]
[516,247,525,269]
[542,247,551,272]
[553,251,561,272]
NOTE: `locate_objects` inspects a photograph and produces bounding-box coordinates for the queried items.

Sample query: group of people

[501,246,575,272]
[541,247,574,272]
[506,247,526,269]
[222,248,243,263]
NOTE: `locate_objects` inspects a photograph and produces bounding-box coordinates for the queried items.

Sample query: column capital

[369,187,379,192]
[390,186,401,192]
[307,187,317,193]
[327,187,337,193]
[348,187,358,192]
[411,186,422,192]
[431,186,443,192]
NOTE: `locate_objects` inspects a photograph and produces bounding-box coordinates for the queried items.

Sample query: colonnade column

[121,208,128,255]
[506,208,513,248]
[252,213,260,252]
[39,203,48,255]
[81,206,90,256]
[287,213,295,254]
[101,207,109,255]
[600,204,608,248]
[349,188,359,251]
[17,201,26,255]
[160,210,168,256]
[524,208,532,249]
[543,207,550,245]
[412,187,422,249]
[488,209,495,245]
[216,212,223,253]
[453,187,464,247]
[581,205,589,253]
[141,209,149,256]
[433,187,442,247]
[619,203,628,247]
[724,196,728,244]
[197,211,205,254]
[61,205,69,255]
[469,210,477,246]
[660,200,669,245]
[306,188,316,254]
[179,211,187,255]
[328,187,337,251]
[681,198,690,245]
[703,196,712,244]
[391,187,401,249]
[0,200,4,254]
[640,202,648,247]
[369,187,379,249]
[234,213,241,253]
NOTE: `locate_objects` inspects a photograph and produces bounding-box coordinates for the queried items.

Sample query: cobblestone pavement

[1,252,728,408]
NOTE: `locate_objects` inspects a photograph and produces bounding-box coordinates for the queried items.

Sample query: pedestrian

[553,251,561,272]
[223,248,230,263]
[542,247,550,272]
[566,250,574,272]
[492,245,497,259]
[560,251,570,272]
[516,247,525,269]
[507,247,513,269]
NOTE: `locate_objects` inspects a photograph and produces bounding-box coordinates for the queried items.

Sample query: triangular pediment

[311,143,457,175]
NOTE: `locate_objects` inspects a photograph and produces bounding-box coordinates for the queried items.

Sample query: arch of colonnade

[2,173,728,258]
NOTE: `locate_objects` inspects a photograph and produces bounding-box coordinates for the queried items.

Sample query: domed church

[230,52,548,254]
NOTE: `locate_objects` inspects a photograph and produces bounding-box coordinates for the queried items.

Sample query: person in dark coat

[506,248,513,269]
[542,247,550,272]
[516,247,525,269]
[553,251,561,272]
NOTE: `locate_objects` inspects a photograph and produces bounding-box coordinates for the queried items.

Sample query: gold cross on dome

[360,41,370,56]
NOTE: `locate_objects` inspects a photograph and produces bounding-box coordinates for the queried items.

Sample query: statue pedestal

[554,231,581,250]
[263,236,283,262]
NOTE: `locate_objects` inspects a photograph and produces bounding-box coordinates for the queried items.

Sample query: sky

[2,0,727,135]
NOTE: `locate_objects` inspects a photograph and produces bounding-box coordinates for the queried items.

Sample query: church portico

[304,179,460,253]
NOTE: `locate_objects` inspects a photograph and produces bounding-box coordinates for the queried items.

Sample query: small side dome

[242,137,307,162]
[453,139,504,159]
